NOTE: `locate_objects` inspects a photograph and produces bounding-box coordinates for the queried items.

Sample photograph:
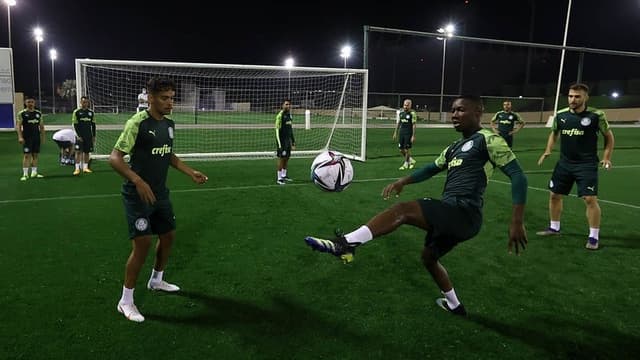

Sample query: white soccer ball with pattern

[310,150,354,192]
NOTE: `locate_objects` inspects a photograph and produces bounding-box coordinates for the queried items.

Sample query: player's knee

[421,247,437,267]
[583,195,598,206]
[550,192,563,201]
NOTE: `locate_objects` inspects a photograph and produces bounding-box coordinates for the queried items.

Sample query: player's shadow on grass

[146,290,404,356]
[469,313,640,359]
[595,233,640,249]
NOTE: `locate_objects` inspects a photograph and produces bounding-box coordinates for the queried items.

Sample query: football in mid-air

[310,150,354,192]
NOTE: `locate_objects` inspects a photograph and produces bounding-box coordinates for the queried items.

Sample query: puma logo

[587,186,595,191]
[148,130,156,136]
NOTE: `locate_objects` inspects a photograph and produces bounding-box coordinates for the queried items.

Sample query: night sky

[3,0,640,97]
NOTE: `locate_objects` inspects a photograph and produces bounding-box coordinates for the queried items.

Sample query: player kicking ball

[305,95,528,316]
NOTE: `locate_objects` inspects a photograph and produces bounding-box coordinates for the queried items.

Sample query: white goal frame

[75,59,368,161]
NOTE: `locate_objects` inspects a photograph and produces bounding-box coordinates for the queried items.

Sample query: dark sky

[4,0,640,96]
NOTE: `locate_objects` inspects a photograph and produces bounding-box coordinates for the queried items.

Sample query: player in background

[52,128,77,165]
[275,99,296,185]
[305,95,528,316]
[392,99,417,170]
[109,77,209,322]
[490,100,525,149]
[72,96,96,175]
[536,83,615,250]
[137,87,149,113]
[16,95,45,180]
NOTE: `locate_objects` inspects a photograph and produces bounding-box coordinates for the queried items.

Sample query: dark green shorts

[418,197,482,259]
[398,133,412,150]
[23,136,41,154]
[549,160,598,197]
[122,187,175,239]
[75,134,94,153]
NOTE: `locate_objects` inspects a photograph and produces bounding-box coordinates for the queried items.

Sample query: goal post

[75,59,368,161]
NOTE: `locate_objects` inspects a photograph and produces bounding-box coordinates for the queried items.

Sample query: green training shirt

[397,110,417,135]
[72,108,96,138]
[553,106,610,163]
[275,110,294,148]
[18,109,43,139]
[491,111,523,135]
[114,111,175,194]
[434,128,516,208]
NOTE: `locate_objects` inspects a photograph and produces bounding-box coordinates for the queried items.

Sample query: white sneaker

[117,302,145,322]
[147,280,180,292]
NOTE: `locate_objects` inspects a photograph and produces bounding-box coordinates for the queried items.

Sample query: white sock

[75,163,81,170]
[345,225,373,245]
[589,227,599,240]
[550,221,560,231]
[150,269,163,283]
[23,168,28,176]
[283,169,287,177]
[443,288,461,308]
[277,170,282,180]
[83,163,89,170]
[31,167,37,174]
[120,286,134,305]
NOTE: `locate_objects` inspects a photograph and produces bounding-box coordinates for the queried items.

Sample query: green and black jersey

[434,128,516,208]
[72,108,96,138]
[275,110,295,148]
[397,110,417,135]
[553,106,610,163]
[114,111,175,194]
[491,111,523,135]
[18,109,43,139]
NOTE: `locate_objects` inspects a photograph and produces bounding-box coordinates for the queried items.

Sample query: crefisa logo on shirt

[580,117,591,126]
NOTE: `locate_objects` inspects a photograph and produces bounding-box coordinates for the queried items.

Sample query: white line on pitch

[1,173,639,209]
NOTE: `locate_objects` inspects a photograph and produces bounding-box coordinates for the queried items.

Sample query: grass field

[1,125,639,359]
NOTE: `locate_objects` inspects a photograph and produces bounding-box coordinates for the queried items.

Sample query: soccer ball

[310,150,354,192]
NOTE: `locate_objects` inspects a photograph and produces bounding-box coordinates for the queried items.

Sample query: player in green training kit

[109,77,209,323]
[305,95,528,316]
[536,83,614,250]
[393,99,417,169]
[275,99,296,185]
[490,100,524,149]
[16,95,45,180]
[72,96,96,175]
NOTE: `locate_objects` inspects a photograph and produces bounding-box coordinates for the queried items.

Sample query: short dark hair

[147,77,176,95]
[81,96,89,101]
[25,95,35,100]
[569,83,590,94]
[455,95,484,111]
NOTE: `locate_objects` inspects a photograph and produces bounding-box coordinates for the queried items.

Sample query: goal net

[75,59,368,161]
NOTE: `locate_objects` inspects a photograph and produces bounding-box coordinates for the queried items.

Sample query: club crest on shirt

[580,117,591,126]
[135,218,149,231]
[405,114,410,119]
[461,140,474,152]
[508,115,513,120]
[168,127,174,139]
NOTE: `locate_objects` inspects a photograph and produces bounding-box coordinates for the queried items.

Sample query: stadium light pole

[437,24,455,122]
[33,27,43,109]
[4,0,15,48]
[284,57,294,98]
[340,45,351,68]
[50,48,57,114]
